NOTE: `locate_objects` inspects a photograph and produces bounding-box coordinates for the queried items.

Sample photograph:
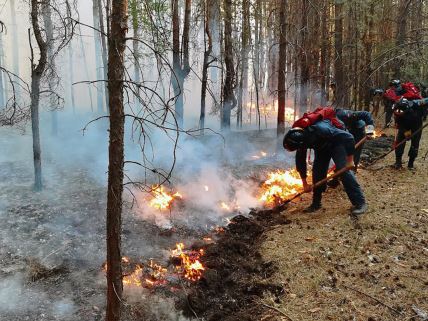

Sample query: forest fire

[171,243,205,281]
[259,169,304,206]
[149,185,182,210]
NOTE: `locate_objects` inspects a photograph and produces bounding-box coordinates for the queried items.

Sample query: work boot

[351,203,368,217]
[303,202,322,213]
[393,160,403,169]
[408,158,416,170]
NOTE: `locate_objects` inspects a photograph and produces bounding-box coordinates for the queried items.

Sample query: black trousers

[395,122,423,164]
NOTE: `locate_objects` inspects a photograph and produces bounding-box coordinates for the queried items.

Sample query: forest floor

[0,127,427,321]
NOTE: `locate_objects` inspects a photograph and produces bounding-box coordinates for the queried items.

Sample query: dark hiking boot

[303,203,322,213]
[408,158,416,170]
[351,203,368,217]
[392,162,403,169]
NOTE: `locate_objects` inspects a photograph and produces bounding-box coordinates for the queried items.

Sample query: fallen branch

[261,303,294,321]
[342,284,403,315]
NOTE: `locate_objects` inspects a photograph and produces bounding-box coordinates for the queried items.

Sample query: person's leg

[331,145,366,210]
[408,123,423,169]
[306,149,331,212]
[394,127,406,168]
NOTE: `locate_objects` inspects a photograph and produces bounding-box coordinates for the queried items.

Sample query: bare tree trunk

[93,0,104,112]
[78,25,94,112]
[320,0,328,105]
[105,0,128,320]
[98,0,109,111]
[277,0,287,136]
[130,0,141,102]
[393,0,412,78]
[10,0,20,96]
[299,0,309,114]
[0,32,5,108]
[171,0,191,128]
[200,0,213,133]
[236,0,249,129]
[42,2,58,136]
[334,0,344,106]
[222,0,235,131]
[30,0,48,191]
[68,44,76,113]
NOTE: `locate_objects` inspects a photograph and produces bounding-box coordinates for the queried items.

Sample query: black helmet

[389,79,401,87]
[283,128,305,151]
[393,97,411,116]
[372,88,384,96]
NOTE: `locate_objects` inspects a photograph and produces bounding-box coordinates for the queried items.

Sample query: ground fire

[171,243,205,281]
[149,185,183,210]
[259,169,305,206]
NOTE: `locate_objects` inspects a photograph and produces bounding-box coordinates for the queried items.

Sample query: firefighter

[393,97,428,169]
[283,120,367,216]
[335,108,375,168]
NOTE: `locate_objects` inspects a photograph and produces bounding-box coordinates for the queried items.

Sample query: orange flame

[259,169,304,206]
[149,185,182,210]
[171,243,205,281]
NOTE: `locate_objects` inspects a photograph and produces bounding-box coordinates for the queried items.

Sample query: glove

[365,125,375,136]
[404,130,412,139]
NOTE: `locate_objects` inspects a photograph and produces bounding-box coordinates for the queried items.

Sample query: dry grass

[259,129,428,321]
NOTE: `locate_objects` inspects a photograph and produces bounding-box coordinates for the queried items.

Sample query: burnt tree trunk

[30,0,48,191]
[105,0,128,320]
[277,0,287,136]
[222,0,235,130]
[98,0,109,112]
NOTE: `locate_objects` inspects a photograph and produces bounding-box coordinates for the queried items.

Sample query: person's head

[393,97,411,116]
[283,128,305,151]
[389,79,401,88]
[372,88,384,96]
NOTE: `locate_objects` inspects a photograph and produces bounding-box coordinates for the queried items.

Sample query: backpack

[401,82,422,100]
[292,106,344,129]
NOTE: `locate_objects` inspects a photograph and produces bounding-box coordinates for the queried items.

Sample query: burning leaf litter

[148,185,183,210]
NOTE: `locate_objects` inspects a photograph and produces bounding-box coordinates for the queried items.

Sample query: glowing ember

[123,265,143,287]
[259,169,304,206]
[171,243,205,281]
[204,185,209,192]
[149,185,182,210]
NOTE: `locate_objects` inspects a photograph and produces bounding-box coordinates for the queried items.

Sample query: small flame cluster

[149,185,182,210]
[259,169,304,206]
[171,243,205,281]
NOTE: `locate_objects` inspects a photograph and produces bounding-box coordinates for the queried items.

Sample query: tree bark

[130,0,141,106]
[277,0,287,136]
[393,0,412,78]
[105,0,128,320]
[30,0,48,191]
[10,0,20,92]
[299,0,309,115]
[0,32,5,108]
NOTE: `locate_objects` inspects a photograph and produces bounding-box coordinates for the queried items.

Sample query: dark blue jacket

[295,120,355,179]
[335,109,374,132]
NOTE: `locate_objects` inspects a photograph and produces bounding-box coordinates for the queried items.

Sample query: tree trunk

[277,0,287,137]
[42,2,58,136]
[93,0,104,112]
[319,0,328,105]
[0,32,5,108]
[299,0,309,115]
[30,0,48,191]
[393,0,412,78]
[236,0,249,129]
[171,0,191,128]
[222,0,235,131]
[68,44,76,113]
[98,0,109,111]
[78,25,94,112]
[105,0,128,320]
[200,0,213,133]
[10,0,20,93]
[130,0,141,104]
[334,0,344,106]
